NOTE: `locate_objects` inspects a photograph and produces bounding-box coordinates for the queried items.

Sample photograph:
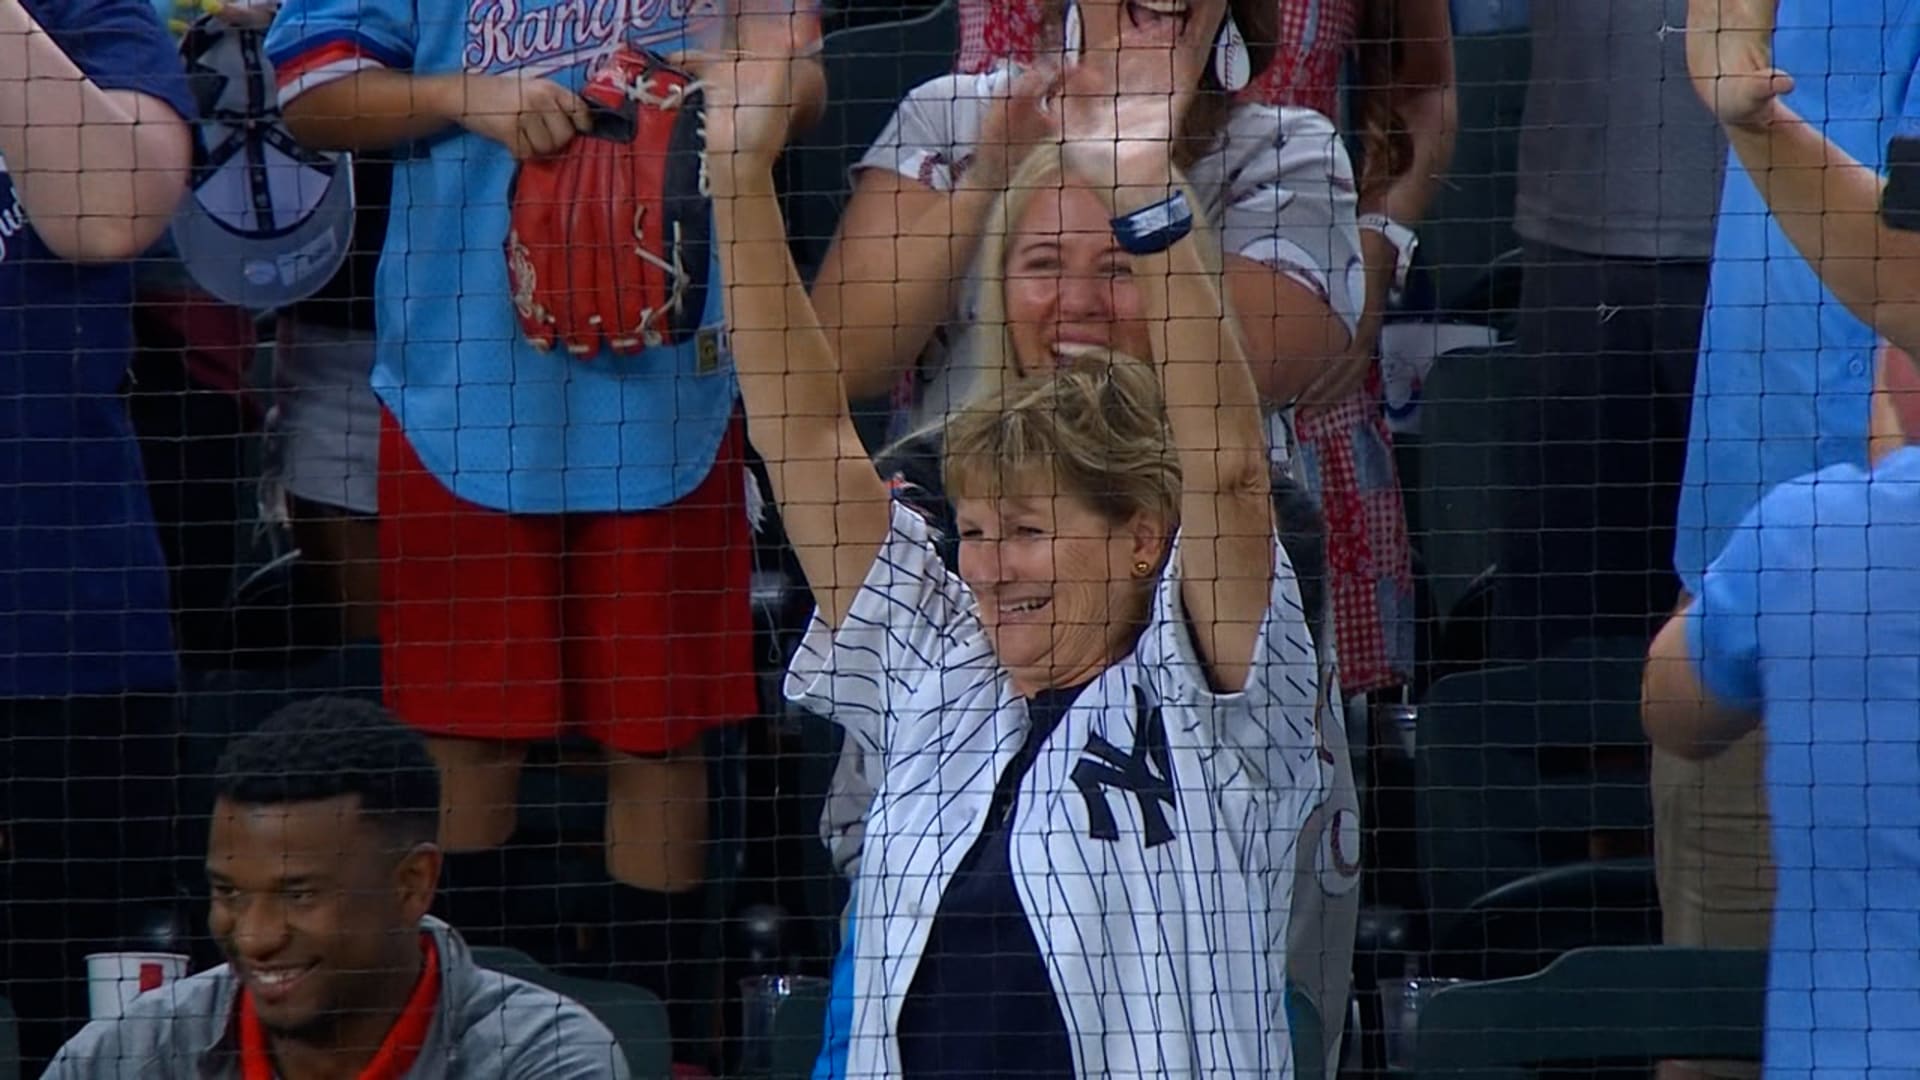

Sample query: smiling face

[206,795,436,1043]
[955,485,1165,695]
[1004,182,1154,378]
[1072,0,1227,55]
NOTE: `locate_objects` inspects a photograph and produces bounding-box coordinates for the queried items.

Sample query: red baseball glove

[505,47,712,357]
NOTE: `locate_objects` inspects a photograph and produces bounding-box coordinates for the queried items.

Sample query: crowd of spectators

[6,0,1920,1075]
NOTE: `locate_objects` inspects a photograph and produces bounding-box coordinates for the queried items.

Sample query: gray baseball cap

[170,14,354,311]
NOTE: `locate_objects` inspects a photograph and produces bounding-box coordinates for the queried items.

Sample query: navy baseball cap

[170,14,355,310]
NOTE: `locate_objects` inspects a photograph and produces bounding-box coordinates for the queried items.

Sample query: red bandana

[238,934,441,1080]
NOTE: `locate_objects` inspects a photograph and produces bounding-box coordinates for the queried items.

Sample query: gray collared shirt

[44,918,632,1079]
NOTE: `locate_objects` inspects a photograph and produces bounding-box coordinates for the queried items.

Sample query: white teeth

[1134,0,1190,13]
[252,967,309,986]
[1003,598,1048,614]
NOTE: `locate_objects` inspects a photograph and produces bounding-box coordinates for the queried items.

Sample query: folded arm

[0,1,191,262]
[1641,600,1763,761]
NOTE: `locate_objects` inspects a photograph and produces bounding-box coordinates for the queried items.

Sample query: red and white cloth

[953,0,1360,117]
[1293,370,1415,695]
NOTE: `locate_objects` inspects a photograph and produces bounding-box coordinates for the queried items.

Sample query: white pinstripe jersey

[786,504,1324,1078]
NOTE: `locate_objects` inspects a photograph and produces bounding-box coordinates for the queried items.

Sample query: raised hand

[1055,8,1205,202]
[1686,0,1794,132]
[963,63,1063,191]
[687,0,825,168]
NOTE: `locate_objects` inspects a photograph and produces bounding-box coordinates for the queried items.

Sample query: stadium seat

[1409,342,1521,626]
[1415,31,1531,319]
[472,946,675,1079]
[1427,859,1660,983]
[1413,946,1765,1077]
[1415,638,1653,965]
[764,976,830,1079]
[0,996,17,1080]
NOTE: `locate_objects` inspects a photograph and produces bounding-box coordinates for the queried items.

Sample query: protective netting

[4,0,1917,1075]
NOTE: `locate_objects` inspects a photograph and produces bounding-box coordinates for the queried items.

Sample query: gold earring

[1133,560,1153,578]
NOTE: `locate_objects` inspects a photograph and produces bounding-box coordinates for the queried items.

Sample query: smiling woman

[697,4,1325,1072]
[810,0,1363,442]
[942,352,1181,694]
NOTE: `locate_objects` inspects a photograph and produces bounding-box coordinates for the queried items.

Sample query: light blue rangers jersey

[263,0,735,513]
[786,503,1324,1078]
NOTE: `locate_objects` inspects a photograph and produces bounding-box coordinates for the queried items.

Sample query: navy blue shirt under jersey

[897,682,1085,1080]
[0,0,194,697]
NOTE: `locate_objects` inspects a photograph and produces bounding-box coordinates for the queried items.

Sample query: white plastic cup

[1379,975,1468,1072]
[85,952,189,1019]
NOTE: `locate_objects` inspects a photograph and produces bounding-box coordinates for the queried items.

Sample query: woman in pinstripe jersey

[698,7,1324,1074]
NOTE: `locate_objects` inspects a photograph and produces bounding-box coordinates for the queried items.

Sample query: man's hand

[452,73,591,159]
[1686,0,1795,132]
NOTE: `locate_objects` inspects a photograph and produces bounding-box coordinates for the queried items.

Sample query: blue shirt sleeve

[1688,468,1850,709]
[25,0,194,121]
[1903,48,1920,127]
[264,0,415,105]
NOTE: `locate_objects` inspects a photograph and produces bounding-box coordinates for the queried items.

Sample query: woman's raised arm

[1059,30,1275,692]
[699,10,891,632]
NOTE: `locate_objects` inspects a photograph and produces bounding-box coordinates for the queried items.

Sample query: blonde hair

[942,349,1181,531]
[950,144,1230,422]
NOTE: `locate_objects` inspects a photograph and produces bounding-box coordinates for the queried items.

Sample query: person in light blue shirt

[260,2,764,1064]
[1646,343,1920,1077]
[1675,0,1920,591]
[1658,11,1920,1064]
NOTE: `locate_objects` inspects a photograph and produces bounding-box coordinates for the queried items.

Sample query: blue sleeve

[264,0,415,105]
[1903,48,1920,127]
[27,0,194,121]
[1687,472,1831,708]
[811,900,856,1080]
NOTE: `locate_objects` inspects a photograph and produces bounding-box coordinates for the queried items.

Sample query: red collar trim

[238,933,441,1080]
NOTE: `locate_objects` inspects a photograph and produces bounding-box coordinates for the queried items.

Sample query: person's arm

[1305,0,1457,406]
[0,0,191,262]
[704,27,890,633]
[503,993,633,1079]
[278,71,589,158]
[1061,26,1274,691]
[1641,600,1764,760]
[810,67,1057,400]
[265,2,587,158]
[811,169,1006,399]
[1357,0,1457,229]
[1147,214,1278,692]
[1641,470,1825,760]
[1222,251,1354,407]
[1685,0,1920,354]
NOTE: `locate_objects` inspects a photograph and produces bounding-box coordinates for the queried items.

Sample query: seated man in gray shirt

[46,697,629,1079]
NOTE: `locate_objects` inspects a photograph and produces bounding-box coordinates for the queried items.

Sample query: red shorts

[378,411,756,755]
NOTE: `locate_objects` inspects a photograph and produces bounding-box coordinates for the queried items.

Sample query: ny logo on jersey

[1071,686,1178,848]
